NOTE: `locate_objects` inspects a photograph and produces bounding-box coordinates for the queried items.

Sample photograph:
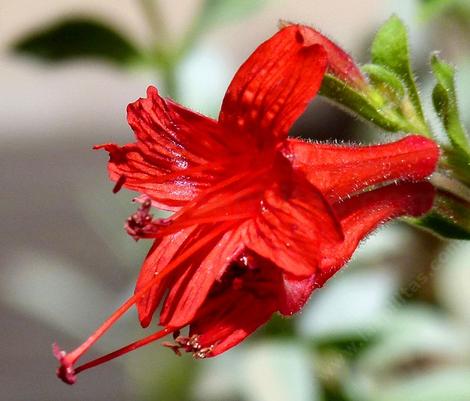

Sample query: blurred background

[2,0,470,400]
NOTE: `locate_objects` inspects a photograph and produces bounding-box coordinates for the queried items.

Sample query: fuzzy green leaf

[444,149,470,187]
[371,16,425,124]
[12,17,142,67]
[362,63,406,100]
[413,193,470,240]
[431,54,470,155]
[320,74,408,132]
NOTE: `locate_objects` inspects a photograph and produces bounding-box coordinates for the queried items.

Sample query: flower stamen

[162,335,214,359]
[73,327,174,375]
[113,175,127,194]
[54,222,235,384]
[125,197,170,240]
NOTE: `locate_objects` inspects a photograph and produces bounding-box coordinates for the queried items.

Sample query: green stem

[430,172,470,204]
[137,0,179,99]
[138,0,168,41]
[161,64,178,99]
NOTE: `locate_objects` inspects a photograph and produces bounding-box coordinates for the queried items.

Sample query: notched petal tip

[53,344,76,385]
[276,22,322,50]
[278,23,367,89]
[126,85,160,114]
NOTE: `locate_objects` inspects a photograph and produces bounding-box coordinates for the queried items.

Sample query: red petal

[295,24,367,89]
[219,25,328,143]
[244,166,343,277]
[95,87,232,210]
[286,135,439,202]
[154,163,268,235]
[317,181,435,286]
[134,228,194,327]
[278,273,316,316]
[193,292,277,356]
[280,181,435,314]
[160,226,245,328]
[188,253,282,356]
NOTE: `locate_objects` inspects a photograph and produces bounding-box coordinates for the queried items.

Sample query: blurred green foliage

[13,18,143,66]
[371,15,426,128]
[11,0,268,100]
[415,193,470,239]
[431,54,470,155]
[196,0,268,32]
[420,0,470,20]
[9,1,470,400]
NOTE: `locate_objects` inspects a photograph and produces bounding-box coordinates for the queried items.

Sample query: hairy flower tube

[54,24,439,384]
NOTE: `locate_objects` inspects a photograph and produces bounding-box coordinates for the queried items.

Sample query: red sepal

[319,181,436,285]
[278,181,435,315]
[286,135,439,202]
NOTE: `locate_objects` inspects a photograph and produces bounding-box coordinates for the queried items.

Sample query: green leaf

[413,193,470,240]
[12,17,142,66]
[362,63,406,100]
[431,53,470,155]
[444,147,470,187]
[320,74,408,132]
[321,18,430,136]
[371,16,426,126]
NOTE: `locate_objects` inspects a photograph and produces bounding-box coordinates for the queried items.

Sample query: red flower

[55,24,439,384]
